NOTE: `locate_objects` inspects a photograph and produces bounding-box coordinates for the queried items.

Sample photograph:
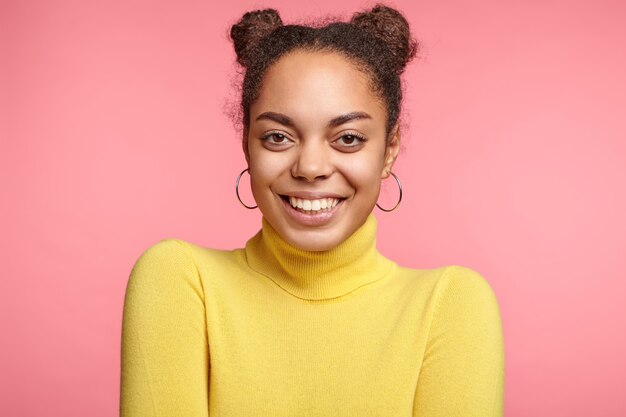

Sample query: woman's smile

[277,192,347,227]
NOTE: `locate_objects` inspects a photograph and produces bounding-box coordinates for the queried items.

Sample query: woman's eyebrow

[255,111,372,128]
[327,111,372,127]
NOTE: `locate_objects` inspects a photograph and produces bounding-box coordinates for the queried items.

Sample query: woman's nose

[291,139,333,182]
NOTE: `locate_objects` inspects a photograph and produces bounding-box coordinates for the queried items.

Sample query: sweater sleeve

[120,239,209,417]
[413,265,505,417]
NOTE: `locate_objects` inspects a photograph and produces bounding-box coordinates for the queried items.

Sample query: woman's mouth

[280,195,342,214]
[278,194,346,225]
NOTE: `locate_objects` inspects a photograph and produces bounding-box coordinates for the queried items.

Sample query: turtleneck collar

[244,214,396,301]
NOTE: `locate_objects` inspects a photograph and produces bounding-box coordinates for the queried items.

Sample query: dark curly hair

[228,3,419,147]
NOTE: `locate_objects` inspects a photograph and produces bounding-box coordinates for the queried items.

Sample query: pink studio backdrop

[2,0,625,415]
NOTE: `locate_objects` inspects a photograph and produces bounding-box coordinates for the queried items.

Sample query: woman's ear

[242,130,250,165]
[381,124,401,179]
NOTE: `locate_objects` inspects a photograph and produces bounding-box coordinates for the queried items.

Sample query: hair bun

[350,4,418,73]
[230,9,283,67]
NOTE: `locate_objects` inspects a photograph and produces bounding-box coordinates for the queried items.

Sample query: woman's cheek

[341,153,384,189]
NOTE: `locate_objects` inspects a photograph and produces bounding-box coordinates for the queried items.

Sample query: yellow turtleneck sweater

[120,214,504,416]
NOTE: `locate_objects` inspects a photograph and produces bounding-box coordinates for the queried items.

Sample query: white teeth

[287,196,341,213]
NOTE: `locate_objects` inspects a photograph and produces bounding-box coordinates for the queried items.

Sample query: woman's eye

[262,133,290,145]
[335,134,365,148]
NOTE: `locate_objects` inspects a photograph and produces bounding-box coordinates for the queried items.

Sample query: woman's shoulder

[438,264,496,292]
[393,263,500,312]
[125,239,208,306]
[131,238,192,271]
[137,237,247,273]
[439,265,499,303]
[127,237,242,295]
[431,265,502,326]
[396,263,495,292]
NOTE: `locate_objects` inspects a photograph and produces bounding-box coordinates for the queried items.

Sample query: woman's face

[246,49,400,251]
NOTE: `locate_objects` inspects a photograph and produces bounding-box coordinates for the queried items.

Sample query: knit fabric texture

[120,214,505,416]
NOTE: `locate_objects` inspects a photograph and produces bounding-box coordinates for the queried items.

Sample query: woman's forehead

[252,50,386,125]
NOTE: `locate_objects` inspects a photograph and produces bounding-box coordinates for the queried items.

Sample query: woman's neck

[244,214,395,301]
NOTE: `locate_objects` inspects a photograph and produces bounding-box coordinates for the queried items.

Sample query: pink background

[2,0,625,415]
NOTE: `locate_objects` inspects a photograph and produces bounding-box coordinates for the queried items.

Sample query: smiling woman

[246,49,399,250]
[120,3,505,417]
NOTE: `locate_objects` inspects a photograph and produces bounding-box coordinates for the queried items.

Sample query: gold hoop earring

[235,168,258,209]
[376,171,402,212]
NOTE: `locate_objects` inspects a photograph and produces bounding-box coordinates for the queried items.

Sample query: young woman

[120,4,504,416]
